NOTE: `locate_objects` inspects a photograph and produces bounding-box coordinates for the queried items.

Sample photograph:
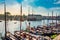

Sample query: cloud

[16,0,24,3]
[27,0,60,8]
[33,6,60,16]
[54,0,60,4]
[6,3,20,15]
[48,7,60,16]
[0,0,60,16]
[0,0,4,4]
[0,4,4,14]
[6,0,16,5]
[32,7,48,16]
[0,0,60,8]
[49,7,60,10]
[49,7,60,14]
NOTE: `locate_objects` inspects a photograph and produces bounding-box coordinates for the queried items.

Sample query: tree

[5,12,11,16]
[23,14,26,18]
[5,12,11,20]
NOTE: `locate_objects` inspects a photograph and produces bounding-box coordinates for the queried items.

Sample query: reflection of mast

[4,0,7,38]
[13,16,16,20]
[43,17,45,26]
[20,4,22,36]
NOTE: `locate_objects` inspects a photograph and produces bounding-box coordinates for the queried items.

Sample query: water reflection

[0,20,59,36]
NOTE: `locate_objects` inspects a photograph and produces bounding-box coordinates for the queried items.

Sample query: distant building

[27,14,42,21]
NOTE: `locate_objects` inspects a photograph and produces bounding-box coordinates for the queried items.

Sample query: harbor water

[0,20,59,37]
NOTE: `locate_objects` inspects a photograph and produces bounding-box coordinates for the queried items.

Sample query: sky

[0,0,60,16]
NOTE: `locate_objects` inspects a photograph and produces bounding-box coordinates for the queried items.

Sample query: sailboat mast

[4,0,7,38]
[56,13,57,28]
[28,7,30,30]
[52,11,53,23]
[47,12,49,27]
[20,4,22,36]
[32,8,33,15]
